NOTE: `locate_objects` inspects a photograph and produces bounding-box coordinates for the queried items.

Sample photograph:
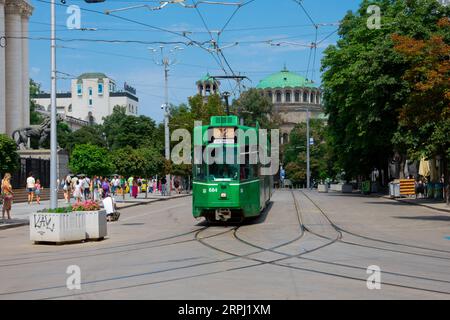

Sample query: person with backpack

[82,176,91,200]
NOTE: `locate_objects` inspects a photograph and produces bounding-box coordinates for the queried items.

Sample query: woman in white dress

[73,181,82,204]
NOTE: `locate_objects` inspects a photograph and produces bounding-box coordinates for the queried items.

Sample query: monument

[10,115,69,188]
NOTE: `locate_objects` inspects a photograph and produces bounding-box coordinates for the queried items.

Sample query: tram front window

[208,164,239,181]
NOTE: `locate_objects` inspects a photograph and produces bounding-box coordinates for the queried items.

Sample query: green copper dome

[197,73,218,85]
[256,68,317,89]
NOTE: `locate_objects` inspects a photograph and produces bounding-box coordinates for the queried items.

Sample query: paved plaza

[0,190,448,300]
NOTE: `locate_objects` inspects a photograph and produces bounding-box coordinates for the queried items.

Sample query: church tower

[196,73,220,102]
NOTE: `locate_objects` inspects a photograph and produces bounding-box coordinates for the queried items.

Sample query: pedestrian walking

[127,176,134,196]
[35,179,43,205]
[73,181,82,204]
[102,178,111,198]
[132,180,139,199]
[161,176,167,196]
[120,176,126,200]
[84,176,91,200]
[26,172,35,205]
[1,173,14,220]
[63,175,71,203]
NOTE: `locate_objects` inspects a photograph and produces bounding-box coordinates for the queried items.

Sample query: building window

[316,93,320,104]
[98,83,103,95]
[285,91,291,103]
[88,87,93,96]
[77,84,82,96]
[68,104,72,112]
[89,99,93,106]
[311,92,315,103]
[294,91,300,102]
[276,91,282,103]
[268,91,273,100]
[303,92,308,103]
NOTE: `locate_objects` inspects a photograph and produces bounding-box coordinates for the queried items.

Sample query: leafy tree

[0,134,19,176]
[284,119,331,185]
[103,106,162,151]
[189,94,225,125]
[139,147,165,177]
[392,17,450,203]
[110,146,147,177]
[321,0,448,182]
[69,144,113,177]
[65,125,106,154]
[30,79,44,125]
[231,88,281,129]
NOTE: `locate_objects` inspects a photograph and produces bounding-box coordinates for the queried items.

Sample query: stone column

[5,0,23,136]
[0,0,5,134]
[21,3,32,128]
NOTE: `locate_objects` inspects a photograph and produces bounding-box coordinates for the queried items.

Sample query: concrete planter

[30,212,86,243]
[318,184,329,193]
[330,184,343,192]
[342,184,353,193]
[85,210,107,240]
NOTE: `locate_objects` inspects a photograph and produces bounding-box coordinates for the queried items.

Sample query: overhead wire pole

[149,46,183,196]
[291,0,318,189]
[50,0,57,209]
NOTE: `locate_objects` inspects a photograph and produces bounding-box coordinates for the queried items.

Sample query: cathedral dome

[256,68,317,89]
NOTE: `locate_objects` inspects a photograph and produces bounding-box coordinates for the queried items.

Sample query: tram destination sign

[213,127,235,144]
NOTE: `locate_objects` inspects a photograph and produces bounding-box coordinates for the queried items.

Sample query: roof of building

[256,67,318,90]
[196,73,219,85]
[77,72,109,80]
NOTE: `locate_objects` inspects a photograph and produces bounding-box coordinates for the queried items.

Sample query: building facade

[256,68,324,143]
[0,0,33,136]
[34,73,139,126]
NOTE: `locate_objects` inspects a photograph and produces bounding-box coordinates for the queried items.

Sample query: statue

[11,116,53,150]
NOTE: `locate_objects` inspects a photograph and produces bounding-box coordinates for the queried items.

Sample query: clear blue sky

[28,0,360,122]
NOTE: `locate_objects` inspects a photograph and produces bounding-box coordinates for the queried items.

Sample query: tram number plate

[209,188,218,193]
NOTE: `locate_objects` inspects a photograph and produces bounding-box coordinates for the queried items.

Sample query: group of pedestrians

[61,174,171,204]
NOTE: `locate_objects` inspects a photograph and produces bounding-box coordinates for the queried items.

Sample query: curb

[0,221,29,230]
[383,196,450,214]
[0,194,192,231]
[114,194,192,210]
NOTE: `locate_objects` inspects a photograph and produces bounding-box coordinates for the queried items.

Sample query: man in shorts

[26,172,36,205]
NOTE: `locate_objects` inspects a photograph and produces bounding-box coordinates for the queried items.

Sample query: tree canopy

[69,144,113,177]
[0,134,19,176]
[321,0,449,180]
[284,119,331,185]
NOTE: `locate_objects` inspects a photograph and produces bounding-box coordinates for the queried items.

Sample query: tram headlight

[220,193,227,198]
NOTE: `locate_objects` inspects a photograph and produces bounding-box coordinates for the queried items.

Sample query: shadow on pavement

[394,215,450,222]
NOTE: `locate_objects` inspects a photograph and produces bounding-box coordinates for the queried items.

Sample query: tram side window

[240,146,258,180]
[194,164,207,181]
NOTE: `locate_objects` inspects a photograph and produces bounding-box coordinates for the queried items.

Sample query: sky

[28,0,360,122]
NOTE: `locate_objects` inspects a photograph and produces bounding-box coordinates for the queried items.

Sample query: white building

[34,73,139,125]
[0,0,33,136]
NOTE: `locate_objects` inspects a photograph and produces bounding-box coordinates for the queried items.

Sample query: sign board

[213,128,235,144]
[124,82,137,95]
[400,179,415,196]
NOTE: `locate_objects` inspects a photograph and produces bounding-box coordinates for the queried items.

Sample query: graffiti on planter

[33,214,55,235]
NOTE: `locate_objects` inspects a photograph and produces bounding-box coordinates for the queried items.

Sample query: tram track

[46,190,450,297]
[2,190,449,299]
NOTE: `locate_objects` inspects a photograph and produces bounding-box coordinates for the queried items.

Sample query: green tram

[192,115,273,223]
